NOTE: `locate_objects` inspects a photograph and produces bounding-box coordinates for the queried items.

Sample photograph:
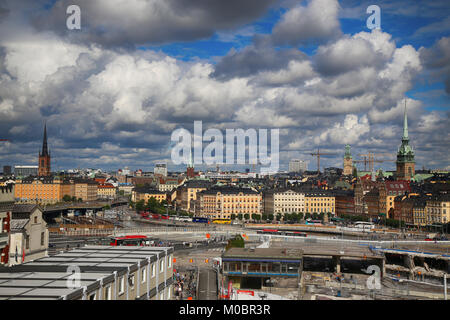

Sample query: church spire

[402,100,408,140]
[41,122,49,156]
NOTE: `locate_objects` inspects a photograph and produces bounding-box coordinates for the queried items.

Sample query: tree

[298,212,304,221]
[238,214,243,220]
[225,235,245,251]
[276,214,282,221]
[244,214,250,220]
[268,214,274,221]
[262,214,268,221]
[252,214,261,221]
[231,214,237,220]
[71,196,77,202]
[135,200,145,212]
[62,195,72,202]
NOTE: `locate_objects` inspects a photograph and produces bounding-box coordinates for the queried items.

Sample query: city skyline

[0,0,449,172]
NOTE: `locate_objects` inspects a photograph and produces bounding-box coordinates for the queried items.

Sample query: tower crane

[353,152,395,172]
[310,148,335,174]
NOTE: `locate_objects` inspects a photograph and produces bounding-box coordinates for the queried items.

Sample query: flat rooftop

[0,246,174,300]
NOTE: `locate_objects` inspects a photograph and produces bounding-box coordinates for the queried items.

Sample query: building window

[41,232,45,246]
[128,275,135,289]
[89,293,96,300]
[119,276,125,295]
[168,255,172,268]
[160,259,164,273]
[26,235,30,249]
[141,268,146,283]
[105,285,111,300]
[152,263,156,278]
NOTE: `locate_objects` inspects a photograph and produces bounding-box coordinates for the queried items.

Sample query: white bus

[354,221,375,230]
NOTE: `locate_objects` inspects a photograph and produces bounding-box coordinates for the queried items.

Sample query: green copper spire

[344,144,352,159]
[397,101,415,163]
[403,100,408,139]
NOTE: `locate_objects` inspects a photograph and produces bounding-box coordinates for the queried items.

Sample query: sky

[0,0,449,173]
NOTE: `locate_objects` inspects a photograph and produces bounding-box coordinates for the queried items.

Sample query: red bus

[109,235,151,246]
[161,215,169,220]
[152,213,161,220]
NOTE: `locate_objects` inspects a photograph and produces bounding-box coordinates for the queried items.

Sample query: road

[197,268,218,300]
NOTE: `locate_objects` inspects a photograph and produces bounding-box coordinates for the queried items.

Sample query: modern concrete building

[154,163,168,177]
[0,246,174,300]
[222,247,303,290]
[288,159,307,173]
[14,166,38,178]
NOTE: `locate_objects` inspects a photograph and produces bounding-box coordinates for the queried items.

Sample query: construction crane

[310,148,335,174]
[353,153,395,172]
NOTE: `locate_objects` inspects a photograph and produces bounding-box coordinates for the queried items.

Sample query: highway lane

[197,268,218,300]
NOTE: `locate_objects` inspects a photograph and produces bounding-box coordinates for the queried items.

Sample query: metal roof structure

[0,246,174,300]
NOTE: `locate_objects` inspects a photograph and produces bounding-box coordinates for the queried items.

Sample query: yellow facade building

[14,176,71,205]
[197,187,261,220]
[304,191,335,215]
[132,187,167,203]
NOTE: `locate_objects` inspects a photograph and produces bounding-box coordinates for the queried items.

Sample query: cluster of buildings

[0,245,174,300]
[0,184,49,267]
[0,107,448,229]
[130,108,449,228]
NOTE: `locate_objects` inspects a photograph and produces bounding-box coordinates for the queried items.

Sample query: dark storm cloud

[31,0,277,47]
[0,6,9,21]
[420,37,450,94]
[212,41,307,80]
